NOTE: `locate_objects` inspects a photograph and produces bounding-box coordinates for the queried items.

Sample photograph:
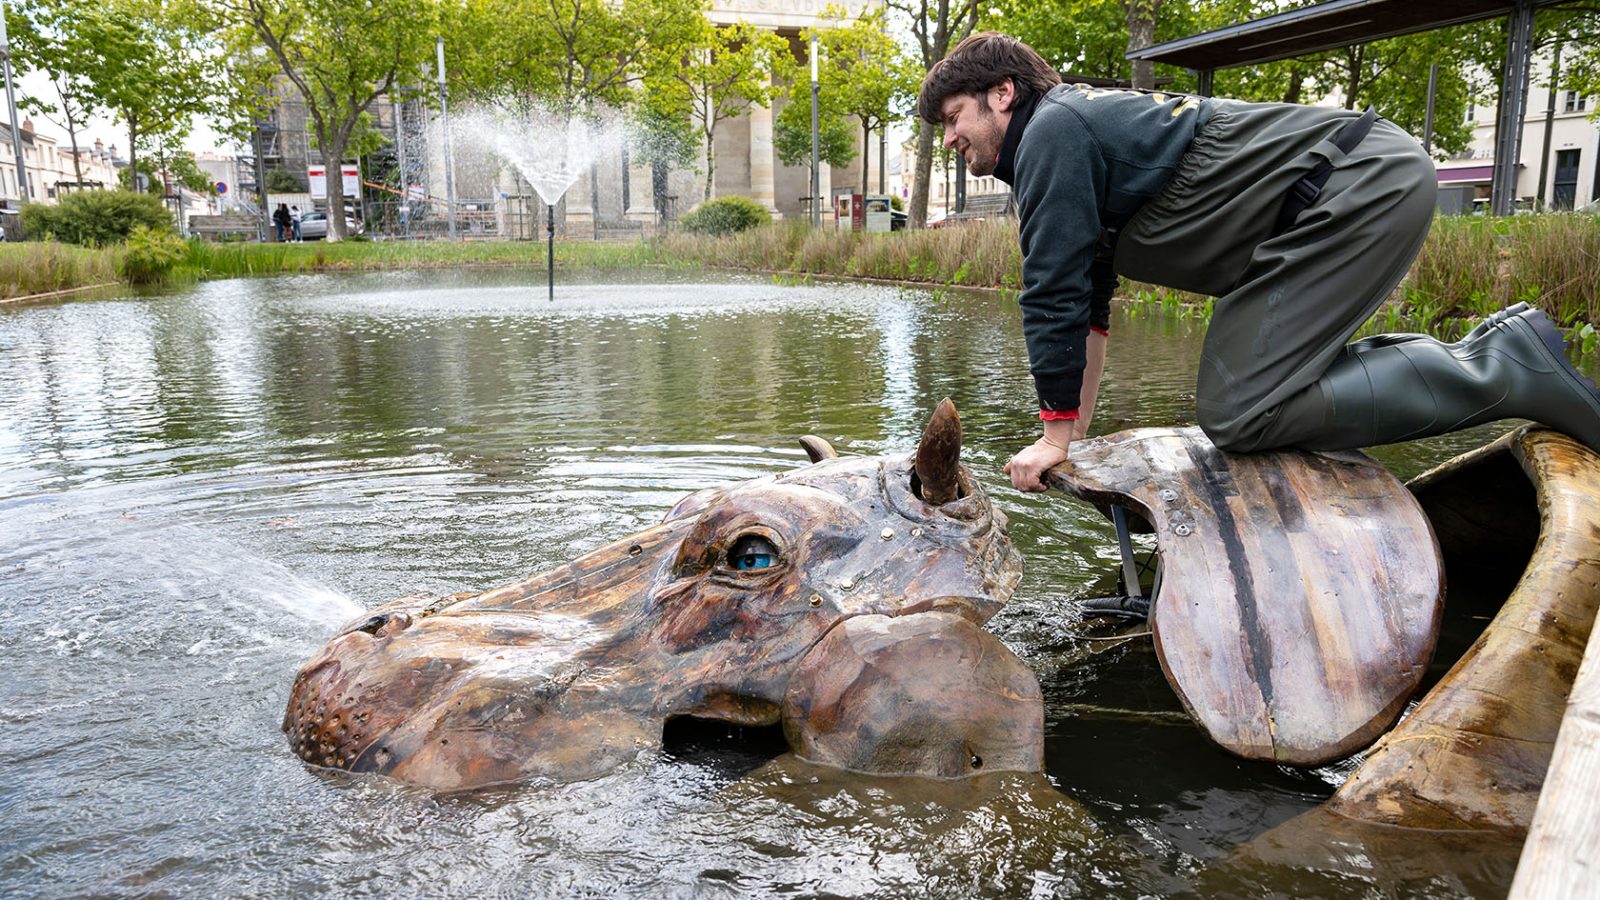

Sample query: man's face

[939,82,1015,178]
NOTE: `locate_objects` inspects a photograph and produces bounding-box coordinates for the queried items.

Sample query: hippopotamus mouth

[284,400,1041,791]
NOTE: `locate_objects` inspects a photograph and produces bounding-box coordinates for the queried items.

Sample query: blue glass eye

[728,536,778,571]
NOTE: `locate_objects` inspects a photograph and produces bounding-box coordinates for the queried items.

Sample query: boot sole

[1507,309,1600,448]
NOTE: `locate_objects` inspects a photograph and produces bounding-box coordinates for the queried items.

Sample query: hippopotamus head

[284,400,1040,791]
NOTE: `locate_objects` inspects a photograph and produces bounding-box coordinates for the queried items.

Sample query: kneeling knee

[1197,405,1260,452]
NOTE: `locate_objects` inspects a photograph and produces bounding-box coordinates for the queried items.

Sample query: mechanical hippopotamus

[284,400,1042,790]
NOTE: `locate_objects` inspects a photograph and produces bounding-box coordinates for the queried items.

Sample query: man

[918,33,1600,492]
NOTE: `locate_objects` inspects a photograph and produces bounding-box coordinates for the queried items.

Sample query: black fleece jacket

[994,84,1209,415]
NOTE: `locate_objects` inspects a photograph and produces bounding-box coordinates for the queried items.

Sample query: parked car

[890,208,907,231]
[299,212,363,240]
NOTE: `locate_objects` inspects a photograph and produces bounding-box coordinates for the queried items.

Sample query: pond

[0,270,1528,897]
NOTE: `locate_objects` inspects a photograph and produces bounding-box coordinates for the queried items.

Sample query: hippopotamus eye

[726,535,779,571]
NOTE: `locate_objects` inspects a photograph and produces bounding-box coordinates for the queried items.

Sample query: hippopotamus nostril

[353,615,388,635]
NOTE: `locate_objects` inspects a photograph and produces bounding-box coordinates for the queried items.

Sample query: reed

[1504,214,1600,326]
[0,242,121,300]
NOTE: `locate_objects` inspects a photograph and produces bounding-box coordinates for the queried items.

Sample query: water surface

[0,270,1525,896]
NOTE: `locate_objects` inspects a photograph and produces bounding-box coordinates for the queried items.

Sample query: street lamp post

[0,0,30,205]
[810,36,820,228]
[437,37,457,240]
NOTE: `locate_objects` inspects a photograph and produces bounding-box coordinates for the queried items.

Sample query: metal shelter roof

[1130,0,1549,71]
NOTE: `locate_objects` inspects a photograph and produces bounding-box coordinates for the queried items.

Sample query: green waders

[1115,99,1600,453]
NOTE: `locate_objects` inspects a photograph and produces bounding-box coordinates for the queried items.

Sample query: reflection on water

[0,269,1522,896]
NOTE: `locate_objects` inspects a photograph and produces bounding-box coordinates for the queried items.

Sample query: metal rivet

[841,579,854,590]
[881,528,894,540]
[1159,489,1178,503]
[911,527,924,537]
[628,545,642,557]
[1173,523,1193,536]
[809,595,823,607]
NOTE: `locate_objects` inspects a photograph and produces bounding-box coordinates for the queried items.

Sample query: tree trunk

[57,85,84,186]
[1345,46,1364,110]
[1124,1,1161,91]
[910,120,934,228]
[1283,66,1306,104]
[907,0,979,228]
[324,135,349,242]
[67,129,83,187]
[126,116,139,193]
[704,125,716,201]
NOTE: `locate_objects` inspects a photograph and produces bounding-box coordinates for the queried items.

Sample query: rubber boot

[1341,302,1531,356]
[1274,308,1600,452]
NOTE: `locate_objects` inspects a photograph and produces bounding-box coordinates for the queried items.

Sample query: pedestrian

[272,203,291,243]
[290,205,303,242]
[918,33,1600,492]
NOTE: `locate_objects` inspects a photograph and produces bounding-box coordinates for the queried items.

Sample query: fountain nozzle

[547,203,555,302]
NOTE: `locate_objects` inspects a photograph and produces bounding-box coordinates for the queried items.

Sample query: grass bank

[658,215,1600,341]
[0,242,121,302]
[0,239,685,303]
[7,215,1597,347]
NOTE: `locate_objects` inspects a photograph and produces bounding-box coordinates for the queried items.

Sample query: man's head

[917,33,1061,178]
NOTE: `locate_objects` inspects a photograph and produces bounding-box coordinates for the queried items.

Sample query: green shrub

[679,195,771,237]
[20,190,173,247]
[119,225,189,284]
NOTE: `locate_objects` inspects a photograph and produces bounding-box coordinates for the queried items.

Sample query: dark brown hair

[917,33,1062,124]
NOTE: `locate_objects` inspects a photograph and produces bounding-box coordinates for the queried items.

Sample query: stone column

[748,96,780,215]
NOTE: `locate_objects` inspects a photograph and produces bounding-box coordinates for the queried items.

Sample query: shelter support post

[1492,0,1536,216]
[1196,68,1214,98]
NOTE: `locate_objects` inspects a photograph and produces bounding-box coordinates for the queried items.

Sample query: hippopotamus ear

[913,398,963,505]
[799,435,839,463]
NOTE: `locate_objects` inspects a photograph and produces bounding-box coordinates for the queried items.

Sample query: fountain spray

[547,203,555,301]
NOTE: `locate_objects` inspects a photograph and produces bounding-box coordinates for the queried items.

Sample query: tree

[214,0,435,240]
[773,95,856,170]
[8,0,102,188]
[888,0,980,227]
[449,0,705,224]
[629,80,703,222]
[86,0,223,201]
[805,6,920,195]
[659,20,785,201]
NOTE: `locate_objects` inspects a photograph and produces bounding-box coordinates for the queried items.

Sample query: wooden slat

[1512,526,1600,895]
[1047,427,1443,765]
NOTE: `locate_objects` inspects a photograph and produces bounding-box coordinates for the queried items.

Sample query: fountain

[460,106,627,300]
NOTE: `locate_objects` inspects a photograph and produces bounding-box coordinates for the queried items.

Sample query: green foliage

[264,168,307,193]
[774,98,857,169]
[215,0,437,239]
[679,196,772,237]
[794,5,921,191]
[450,0,707,114]
[649,19,787,201]
[20,190,173,247]
[119,225,190,284]
[120,151,217,195]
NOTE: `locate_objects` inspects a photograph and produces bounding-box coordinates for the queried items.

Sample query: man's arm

[1073,329,1108,441]
[1006,323,1109,491]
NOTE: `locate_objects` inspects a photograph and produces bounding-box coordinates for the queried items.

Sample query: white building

[1439,74,1598,211]
[0,118,122,206]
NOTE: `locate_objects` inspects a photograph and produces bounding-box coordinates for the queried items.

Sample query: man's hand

[1004,434,1070,492]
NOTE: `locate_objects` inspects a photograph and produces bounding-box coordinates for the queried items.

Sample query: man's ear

[992,78,1018,113]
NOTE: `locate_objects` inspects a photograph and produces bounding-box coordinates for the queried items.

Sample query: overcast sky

[15,68,231,156]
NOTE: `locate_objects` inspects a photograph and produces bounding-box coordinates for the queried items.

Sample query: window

[1565,91,1587,113]
[1464,101,1475,123]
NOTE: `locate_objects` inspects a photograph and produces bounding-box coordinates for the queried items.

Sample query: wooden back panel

[1046,427,1443,765]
